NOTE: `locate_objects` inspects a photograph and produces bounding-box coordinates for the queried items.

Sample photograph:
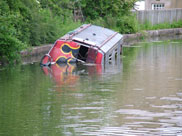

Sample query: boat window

[77,45,89,61]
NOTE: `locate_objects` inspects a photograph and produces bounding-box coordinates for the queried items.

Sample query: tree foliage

[79,0,138,34]
[80,0,136,20]
[0,1,25,63]
[0,0,136,64]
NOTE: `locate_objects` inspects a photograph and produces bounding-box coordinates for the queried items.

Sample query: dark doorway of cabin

[77,45,88,61]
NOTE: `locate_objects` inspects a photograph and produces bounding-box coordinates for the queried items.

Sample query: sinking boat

[40,24,123,66]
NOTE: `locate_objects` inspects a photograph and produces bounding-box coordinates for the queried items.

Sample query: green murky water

[0,40,182,135]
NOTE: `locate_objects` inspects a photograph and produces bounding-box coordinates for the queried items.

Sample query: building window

[152,3,165,10]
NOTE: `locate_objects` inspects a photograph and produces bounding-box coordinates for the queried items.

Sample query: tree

[80,0,137,20]
[0,0,26,63]
[0,0,138,64]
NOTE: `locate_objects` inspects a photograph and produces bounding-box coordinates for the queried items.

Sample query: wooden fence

[134,9,182,25]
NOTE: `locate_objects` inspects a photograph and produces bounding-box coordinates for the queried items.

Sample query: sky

[135,1,145,10]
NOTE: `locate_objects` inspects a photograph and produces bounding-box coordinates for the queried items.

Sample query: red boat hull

[41,40,103,66]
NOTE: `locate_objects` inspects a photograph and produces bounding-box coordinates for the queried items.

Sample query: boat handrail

[99,32,118,49]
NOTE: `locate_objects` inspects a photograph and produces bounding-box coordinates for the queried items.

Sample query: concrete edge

[20,44,53,57]
[123,28,182,46]
[20,28,182,57]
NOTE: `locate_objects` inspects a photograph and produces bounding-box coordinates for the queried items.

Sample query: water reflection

[42,64,79,88]
[40,59,123,135]
[0,41,182,136]
[42,56,122,89]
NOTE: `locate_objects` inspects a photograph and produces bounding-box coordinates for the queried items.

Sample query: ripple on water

[160,97,182,101]
[151,104,178,109]
[132,88,144,91]
[70,107,104,110]
[145,96,156,100]
[110,105,182,135]
[175,78,182,81]
[177,92,182,96]
[115,109,171,117]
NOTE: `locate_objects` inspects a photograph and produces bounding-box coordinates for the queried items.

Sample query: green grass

[139,20,182,31]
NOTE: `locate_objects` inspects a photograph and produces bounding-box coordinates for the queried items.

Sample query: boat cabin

[41,24,123,66]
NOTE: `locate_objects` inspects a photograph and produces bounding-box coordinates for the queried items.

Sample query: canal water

[0,40,182,136]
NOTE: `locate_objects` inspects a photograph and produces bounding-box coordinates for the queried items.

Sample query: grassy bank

[139,20,182,31]
[90,15,182,34]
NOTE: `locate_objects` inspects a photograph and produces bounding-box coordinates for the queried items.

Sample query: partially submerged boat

[40,24,123,66]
